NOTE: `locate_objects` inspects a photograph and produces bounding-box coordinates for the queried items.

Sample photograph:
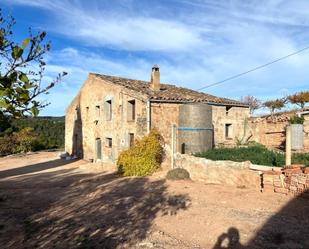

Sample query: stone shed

[65,65,249,163]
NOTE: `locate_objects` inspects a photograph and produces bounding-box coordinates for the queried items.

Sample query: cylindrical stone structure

[178,103,213,154]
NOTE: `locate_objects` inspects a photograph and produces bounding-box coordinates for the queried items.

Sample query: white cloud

[3,0,309,116]
[5,0,204,52]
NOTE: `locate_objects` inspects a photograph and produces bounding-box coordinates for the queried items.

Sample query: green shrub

[195,145,309,167]
[293,153,309,166]
[0,135,18,156]
[0,127,39,156]
[117,129,164,176]
[289,115,305,124]
[166,168,190,180]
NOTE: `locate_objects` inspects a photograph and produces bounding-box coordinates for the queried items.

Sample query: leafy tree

[0,9,66,117]
[11,116,65,149]
[14,127,37,153]
[241,95,261,114]
[287,91,309,109]
[263,98,286,118]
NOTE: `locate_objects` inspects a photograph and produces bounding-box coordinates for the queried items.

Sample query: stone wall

[248,118,287,149]
[212,105,250,147]
[151,102,180,154]
[175,153,261,188]
[65,74,148,163]
[248,112,309,152]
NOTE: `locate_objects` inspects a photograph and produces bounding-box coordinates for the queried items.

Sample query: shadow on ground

[213,190,309,249]
[0,158,77,179]
[0,159,190,249]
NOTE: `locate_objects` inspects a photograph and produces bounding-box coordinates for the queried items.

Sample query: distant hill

[11,116,65,149]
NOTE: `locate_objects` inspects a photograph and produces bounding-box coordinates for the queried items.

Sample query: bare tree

[241,95,261,114]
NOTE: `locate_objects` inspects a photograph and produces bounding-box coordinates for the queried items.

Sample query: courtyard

[0,152,308,249]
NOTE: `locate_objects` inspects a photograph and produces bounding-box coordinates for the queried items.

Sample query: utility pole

[285,125,291,166]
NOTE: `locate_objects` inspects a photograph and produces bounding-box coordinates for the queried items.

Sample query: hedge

[195,144,309,167]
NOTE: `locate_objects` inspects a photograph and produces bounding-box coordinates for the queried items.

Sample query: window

[225,124,232,139]
[129,133,135,147]
[105,100,112,120]
[95,105,100,118]
[127,100,136,121]
[226,106,232,115]
[106,137,112,148]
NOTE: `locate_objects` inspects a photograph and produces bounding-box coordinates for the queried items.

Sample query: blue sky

[1,0,309,116]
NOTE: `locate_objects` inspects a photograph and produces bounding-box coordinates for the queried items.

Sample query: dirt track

[0,152,308,249]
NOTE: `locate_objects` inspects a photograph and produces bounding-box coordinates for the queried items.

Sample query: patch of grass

[195,145,309,167]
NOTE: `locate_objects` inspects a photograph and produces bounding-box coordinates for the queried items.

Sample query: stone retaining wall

[175,153,260,188]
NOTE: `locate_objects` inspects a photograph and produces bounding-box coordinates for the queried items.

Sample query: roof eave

[149,98,249,108]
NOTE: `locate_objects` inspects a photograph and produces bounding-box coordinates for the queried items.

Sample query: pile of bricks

[262,165,309,197]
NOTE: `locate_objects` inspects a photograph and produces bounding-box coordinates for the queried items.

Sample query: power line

[197,45,309,91]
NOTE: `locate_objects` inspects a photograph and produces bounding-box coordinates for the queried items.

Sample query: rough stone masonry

[65,65,249,163]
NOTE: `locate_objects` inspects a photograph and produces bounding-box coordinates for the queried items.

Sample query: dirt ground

[0,152,308,249]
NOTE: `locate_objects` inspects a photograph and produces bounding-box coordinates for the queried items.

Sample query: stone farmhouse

[65,65,249,163]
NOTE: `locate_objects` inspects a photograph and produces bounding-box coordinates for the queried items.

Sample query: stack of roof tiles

[262,165,309,198]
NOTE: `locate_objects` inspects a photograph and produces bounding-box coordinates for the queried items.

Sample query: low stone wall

[175,153,261,188]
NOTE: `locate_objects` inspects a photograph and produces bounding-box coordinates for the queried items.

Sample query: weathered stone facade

[66,75,148,162]
[212,105,249,147]
[65,67,249,163]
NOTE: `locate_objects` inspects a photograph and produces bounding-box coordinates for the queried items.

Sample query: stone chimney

[150,64,160,91]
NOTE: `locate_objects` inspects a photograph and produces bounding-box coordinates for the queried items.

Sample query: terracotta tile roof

[91,73,248,107]
[250,108,309,123]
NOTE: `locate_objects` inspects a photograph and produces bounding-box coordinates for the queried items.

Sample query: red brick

[274,187,288,194]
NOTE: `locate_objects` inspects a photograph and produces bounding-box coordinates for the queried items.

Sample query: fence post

[171,124,176,169]
[285,125,291,166]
